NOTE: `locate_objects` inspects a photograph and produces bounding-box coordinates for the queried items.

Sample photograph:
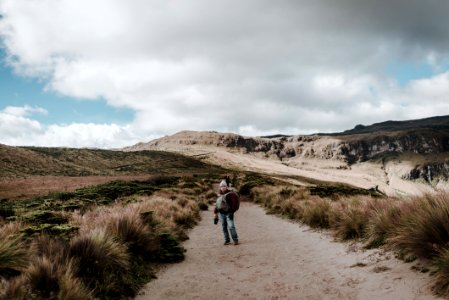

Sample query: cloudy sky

[1,0,449,148]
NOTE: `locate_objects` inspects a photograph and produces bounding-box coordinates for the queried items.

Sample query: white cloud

[2,0,449,147]
[0,106,44,139]
[0,106,143,148]
[3,105,47,117]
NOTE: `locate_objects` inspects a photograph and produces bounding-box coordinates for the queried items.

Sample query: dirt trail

[136,202,437,300]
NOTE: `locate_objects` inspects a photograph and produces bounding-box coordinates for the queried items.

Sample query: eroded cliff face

[404,162,449,183]
[337,131,449,164]
[125,129,449,185]
[183,131,449,165]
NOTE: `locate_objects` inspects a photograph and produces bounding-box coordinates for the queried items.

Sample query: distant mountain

[334,115,449,135]
[124,115,449,192]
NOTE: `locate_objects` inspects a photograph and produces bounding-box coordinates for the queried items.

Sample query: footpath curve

[136,202,437,300]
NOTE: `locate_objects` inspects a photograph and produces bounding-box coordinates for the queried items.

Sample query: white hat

[219,180,228,187]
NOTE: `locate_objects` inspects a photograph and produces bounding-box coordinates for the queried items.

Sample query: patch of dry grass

[433,247,449,296]
[302,198,332,228]
[68,228,129,297]
[365,198,402,248]
[329,197,370,240]
[391,193,449,259]
[0,231,30,276]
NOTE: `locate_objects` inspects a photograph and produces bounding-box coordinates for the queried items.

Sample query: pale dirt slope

[136,202,437,300]
[127,137,437,197]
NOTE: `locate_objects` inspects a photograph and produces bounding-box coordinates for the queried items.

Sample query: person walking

[214,179,240,245]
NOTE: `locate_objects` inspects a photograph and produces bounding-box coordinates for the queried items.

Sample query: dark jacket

[214,189,240,214]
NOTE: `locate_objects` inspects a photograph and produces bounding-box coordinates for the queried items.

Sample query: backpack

[216,190,240,213]
[216,194,230,213]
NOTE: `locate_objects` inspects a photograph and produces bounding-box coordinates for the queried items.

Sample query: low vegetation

[246,183,449,297]
[0,174,224,299]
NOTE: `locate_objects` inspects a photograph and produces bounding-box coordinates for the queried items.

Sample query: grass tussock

[391,193,449,259]
[365,199,402,249]
[302,198,332,228]
[106,214,160,259]
[0,232,30,276]
[68,228,129,297]
[0,276,28,300]
[433,247,449,296]
[330,198,370,240]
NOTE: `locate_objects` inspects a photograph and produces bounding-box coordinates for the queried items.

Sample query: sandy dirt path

[136,202,438,300]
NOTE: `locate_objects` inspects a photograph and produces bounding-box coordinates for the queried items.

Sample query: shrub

[106,215,160,260]
[365,199,402,248]
[331,199,368,240]
[391,194,449,259]
[19,210,69,225]
[25,256,92,300]
[0,233,29,275]
[279,187,295,198]
[280,197,305,220]
[433,247,449,296]
[302,198,331,228]
[238,183,253,196]
[0,276,27,300]
[198,202,209,211]
[156,233,185,263]
[174,214,197,228]
[57,263,93,300]
[0,203,14,219]
[26,256,63,298]
[149,175,179,186]
[68,229,129,297]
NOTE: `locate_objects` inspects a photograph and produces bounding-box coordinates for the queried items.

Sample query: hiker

[214,179,240,245]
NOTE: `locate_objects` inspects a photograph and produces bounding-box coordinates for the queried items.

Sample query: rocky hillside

[125,115,449,188]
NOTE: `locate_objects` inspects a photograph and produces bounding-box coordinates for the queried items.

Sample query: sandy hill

[124,116,449,196]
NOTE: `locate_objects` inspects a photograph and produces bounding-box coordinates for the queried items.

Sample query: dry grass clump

[0,232,29,276]
[68,228,129,296]
[0,276,28,300]
[279,196,306,220]
[432,247,449,296]
[26,256,91,300]
[391,193,449,259]
[1,236,92,300]
[251,185,308,217]
[106,214,160,259]
[329,197,371,240]
[136,195,199,234]
[364,198,402,248]
[302,198,332,228]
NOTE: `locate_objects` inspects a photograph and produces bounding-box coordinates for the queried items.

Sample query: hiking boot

[234,241,239,245]
[224,241,231,245]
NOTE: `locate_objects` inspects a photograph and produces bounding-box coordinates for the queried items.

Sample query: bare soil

[136,202,437,300]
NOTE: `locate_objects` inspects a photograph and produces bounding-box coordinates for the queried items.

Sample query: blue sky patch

[0,50,134,125]
[386,61,436,86]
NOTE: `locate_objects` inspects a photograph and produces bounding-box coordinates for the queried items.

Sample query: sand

[136,202,437,300]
